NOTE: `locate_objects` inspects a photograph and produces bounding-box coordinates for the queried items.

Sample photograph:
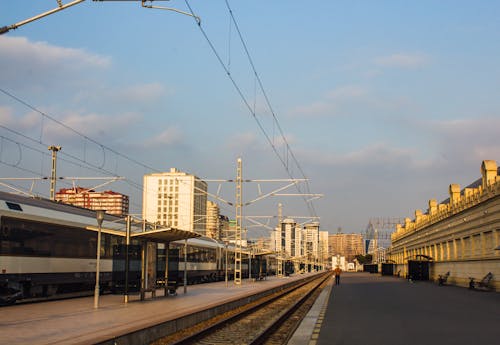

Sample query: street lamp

[224,240,228,287]
[94,210,105,309]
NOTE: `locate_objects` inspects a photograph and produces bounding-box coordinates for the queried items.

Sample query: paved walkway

[0,274,315,345]
[316,272,500,345]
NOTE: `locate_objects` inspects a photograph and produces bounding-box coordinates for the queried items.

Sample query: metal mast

[48,145,61,201]
[234,158,243,285]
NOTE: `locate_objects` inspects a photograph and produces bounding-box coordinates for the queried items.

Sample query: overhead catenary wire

[1,2,319,224]
[184,0,318,219]
[0,88,160,174]
[223,0,317,217]
[0,90,148,211]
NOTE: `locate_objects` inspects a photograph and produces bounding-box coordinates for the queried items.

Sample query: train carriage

[0,191,266,305]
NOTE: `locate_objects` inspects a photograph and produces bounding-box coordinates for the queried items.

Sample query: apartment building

[143,168,207,234]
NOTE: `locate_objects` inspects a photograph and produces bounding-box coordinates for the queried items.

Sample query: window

[6,202,23,211]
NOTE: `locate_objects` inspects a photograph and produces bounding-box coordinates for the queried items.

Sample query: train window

[6,202,23,211]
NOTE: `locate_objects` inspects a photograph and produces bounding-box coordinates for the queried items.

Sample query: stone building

[388,160,500,291]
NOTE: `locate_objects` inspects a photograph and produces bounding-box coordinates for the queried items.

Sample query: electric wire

[184,0,318,219]
[223,0,317,216]
[0,2,320,226]
[0,88,161,173]
[0,93,146,211]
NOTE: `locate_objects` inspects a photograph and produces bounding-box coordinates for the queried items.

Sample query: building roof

[439,166,500,205]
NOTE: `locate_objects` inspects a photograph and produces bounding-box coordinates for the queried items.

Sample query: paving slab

[0,274,316,345]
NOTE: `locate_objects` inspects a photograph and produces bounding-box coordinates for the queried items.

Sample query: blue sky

[1,1,499,238]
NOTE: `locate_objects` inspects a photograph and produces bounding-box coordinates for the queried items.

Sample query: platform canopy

[130,227,200,242]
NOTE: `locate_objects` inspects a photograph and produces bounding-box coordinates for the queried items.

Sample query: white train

[0,191,269,305]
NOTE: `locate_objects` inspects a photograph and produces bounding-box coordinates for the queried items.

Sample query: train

[0,191,271,305]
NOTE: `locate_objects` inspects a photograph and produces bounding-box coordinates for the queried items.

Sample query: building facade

[274,218,302,257]
[328,233,364,262]
[319,231,329,261]
[303,222,320,260]
[143,168,207,234]
[55,187,129,216]
[206,201,220,239]
[388,160,500,290]
[219,214,229,240]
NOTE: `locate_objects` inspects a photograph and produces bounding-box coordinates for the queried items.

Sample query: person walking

[334,266,342,285]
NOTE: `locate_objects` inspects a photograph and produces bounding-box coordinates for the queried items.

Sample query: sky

[1,1,499,238]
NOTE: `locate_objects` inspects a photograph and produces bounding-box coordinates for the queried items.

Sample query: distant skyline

[1,1,499,237]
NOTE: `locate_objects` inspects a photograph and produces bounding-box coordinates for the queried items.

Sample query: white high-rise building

[206,201,220,239]
[303,222,320,259]
[319,231,329,261]
[274,219,302,257]
[143,168,207,234]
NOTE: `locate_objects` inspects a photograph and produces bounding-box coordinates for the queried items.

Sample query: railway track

[153,272,332,345]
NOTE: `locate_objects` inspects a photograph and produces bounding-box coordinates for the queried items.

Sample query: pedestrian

[334,265,342,285]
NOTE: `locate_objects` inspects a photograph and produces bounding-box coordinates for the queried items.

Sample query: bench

[469,272,493,291]
[438,271,450,286]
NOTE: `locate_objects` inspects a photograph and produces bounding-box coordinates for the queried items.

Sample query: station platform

[312,272,500,345]
[0,273,324,345]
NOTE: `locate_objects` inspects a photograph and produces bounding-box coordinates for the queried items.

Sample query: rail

[153,272,332,345]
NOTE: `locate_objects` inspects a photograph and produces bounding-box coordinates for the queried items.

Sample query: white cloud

[289,85,369,118]
[299,142,418,169]
[0,106,143,144]
[0,36,111,73]
[0,36,111,86]
[117,83,169,102]
[0,106,15,124]
[289,101,334,117]
[144,126,184,147]
[426,117,500,164]
[225,132,260,150]
[326,85,367,100]
[375,53,429,68]
[72,82,171,108]
[0,36,110,67]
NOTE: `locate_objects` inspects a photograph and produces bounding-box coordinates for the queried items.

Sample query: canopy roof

[130,227,200,242]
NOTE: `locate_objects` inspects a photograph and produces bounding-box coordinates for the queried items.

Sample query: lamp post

[224,240,228,287]
[94,210,105,309]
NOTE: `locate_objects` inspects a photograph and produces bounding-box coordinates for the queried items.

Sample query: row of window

[1,217,125,258]
[158,179,179,185]
[392,230,499,262]
[157,207,179,213]
[157,186,180,192]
